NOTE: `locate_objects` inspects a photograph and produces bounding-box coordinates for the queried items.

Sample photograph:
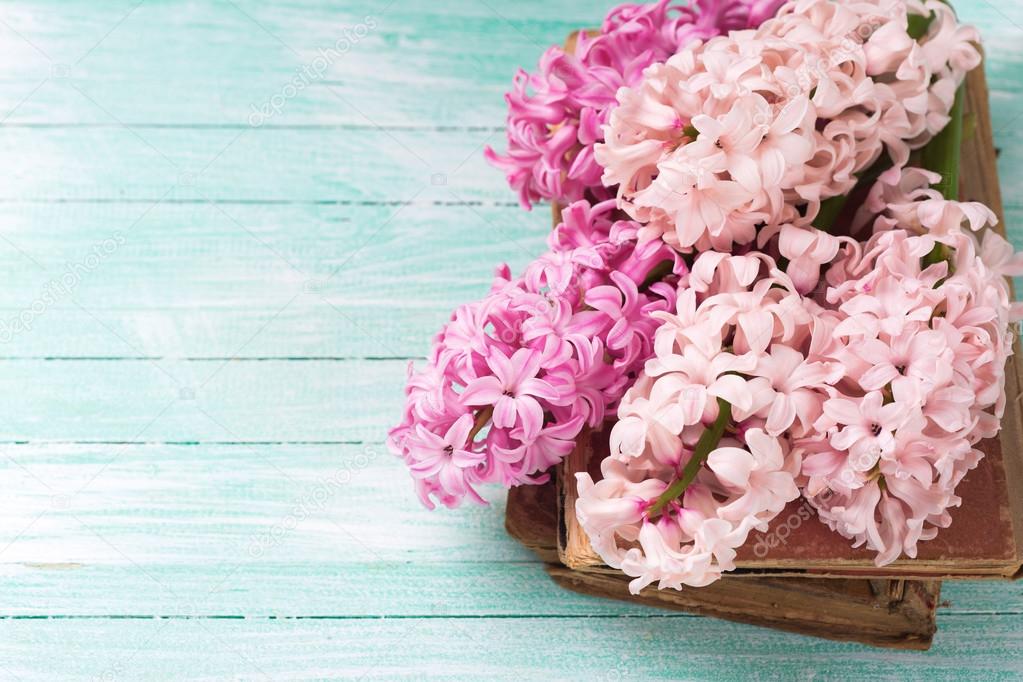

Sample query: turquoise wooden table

[0,1,1021,679]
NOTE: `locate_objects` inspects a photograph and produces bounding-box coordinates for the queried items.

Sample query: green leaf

[815,194,849,233]
[907,11,935,40]
[919,77,965,274]
[920,84,966,201]
[640,259,676,291]
[813,155,893,232]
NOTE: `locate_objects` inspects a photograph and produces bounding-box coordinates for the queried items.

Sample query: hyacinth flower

[576,252,816,590]
[485,0,786,209]
[798,166,1023,566]
[387,200,684,509]
[596,0,981,252]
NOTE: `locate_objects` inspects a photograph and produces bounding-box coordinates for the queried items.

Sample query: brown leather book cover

[554,65,1023,581]
[558,421,1022,579]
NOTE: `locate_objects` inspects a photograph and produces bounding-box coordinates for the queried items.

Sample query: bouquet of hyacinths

[389,0,1023,592]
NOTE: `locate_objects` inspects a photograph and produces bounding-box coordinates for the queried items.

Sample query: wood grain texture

[1,0,1022,679]
[1,616,1022,681]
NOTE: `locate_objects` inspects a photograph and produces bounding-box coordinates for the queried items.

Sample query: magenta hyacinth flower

[388,199,684,509]
[485,0,786,209]
[460,348,563,439]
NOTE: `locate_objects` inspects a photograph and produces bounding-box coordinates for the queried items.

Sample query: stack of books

[505,63,1022,650]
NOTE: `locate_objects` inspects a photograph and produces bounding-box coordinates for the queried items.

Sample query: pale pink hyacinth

[576,251,826,590]
[772,0,981,167]
[485,0,786,209]
[577,426,798,591]
[388,200,684,508]
[798,167,1023,566]
[596,0,980,251]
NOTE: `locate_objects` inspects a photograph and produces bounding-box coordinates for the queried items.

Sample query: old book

[506,482,940,649]
[556,64,1023,581]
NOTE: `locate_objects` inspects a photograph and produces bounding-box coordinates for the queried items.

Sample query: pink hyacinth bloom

[397,0,1016,590]
[578,424,800,592]
[408,416,485,487]
[820,392,912,473]
[776,224,841,295]
[851,329,951,396]
[748,344,842,437]
[460,348,562,440]
[584,271,651,368]
[389,199,683,509]
[405,415,487,509]
[801,167,1021,566]
[597,0,982,251]
[578,250,818,589]
[709,428,800,521]
[485,0,786,209]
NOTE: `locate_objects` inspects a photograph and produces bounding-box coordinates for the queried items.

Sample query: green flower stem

[921,84,965,201]
[468,405,494,441]
[648,398,732,518]
[918,0,963,201]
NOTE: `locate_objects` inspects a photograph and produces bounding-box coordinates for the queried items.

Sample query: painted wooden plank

[0,201,548,310]
[0,1,1019,132]
[0,614,1021,681]
[0,443,526,565]
[0,127,513,204]
[0,0,596,129]
[0,0,1017,145]
[0,200,548,359]
[0,359,409,441]
[994,142,1023,209]
[942,580,1023,614]
[0,200,542,359]
[6,124,1023,210]
[0,560,695,618]
[0,202,548,286]
[0,305,441,361]
[0,560,1018,619]
[0,441,1017,616]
